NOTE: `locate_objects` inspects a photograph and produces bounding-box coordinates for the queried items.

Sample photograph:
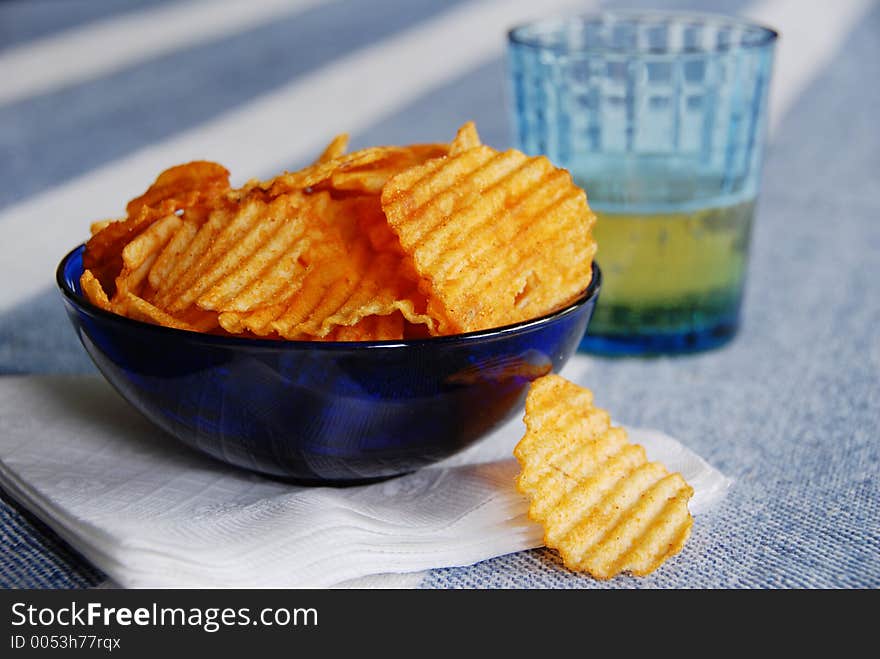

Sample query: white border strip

[0,0,587,311]
[0,0,333,106]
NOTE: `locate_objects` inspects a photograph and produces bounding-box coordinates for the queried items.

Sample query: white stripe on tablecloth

[0,0,334,107]
[744,0,876,134]
[0,0,590,313]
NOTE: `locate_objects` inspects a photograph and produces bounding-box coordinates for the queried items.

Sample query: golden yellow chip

[125,160,230,218]
[218,301,292,337]
[448,120,481,156]
[79,121,598,344]
[264,147,405,197]
[194,194,331,312]
[152,194,316,316]
[327,144,448,195]
[318,193,402,255]
[83,160,230,297]
[314,133,349,164]
[381,144,597,333]
[330,167,409,196]
[149,204,236,308]
[143,194,321,332]
[267,240,434,339]
[164,198,280,313]
[80,269,112,311]
[147,220,200,291]
[90,219,118,236]
[121,213,182,272]
[114,213,183,300]
[262,144,449,198]
[328,311,405,341]
[514,375,694,579]
[175,305,221,333]
[202,192,431,339]
[114,292,197,331]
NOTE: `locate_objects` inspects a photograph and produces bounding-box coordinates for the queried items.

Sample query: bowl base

[266,472,409,487]
[579,321,738,356]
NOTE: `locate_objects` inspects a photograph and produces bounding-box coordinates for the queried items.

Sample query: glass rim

[508,10,779,56]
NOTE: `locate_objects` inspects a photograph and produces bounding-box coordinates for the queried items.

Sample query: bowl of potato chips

[57,123,601,482]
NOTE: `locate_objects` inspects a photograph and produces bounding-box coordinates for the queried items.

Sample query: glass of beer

[508,12,777,354]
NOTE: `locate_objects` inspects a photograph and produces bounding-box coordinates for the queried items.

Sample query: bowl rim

[58,244,601,351]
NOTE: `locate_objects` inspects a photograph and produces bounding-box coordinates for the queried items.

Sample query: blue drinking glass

[508,12,777,354]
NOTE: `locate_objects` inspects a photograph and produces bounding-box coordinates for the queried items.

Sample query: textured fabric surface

[0,489,102,589]
[0,0,877,589]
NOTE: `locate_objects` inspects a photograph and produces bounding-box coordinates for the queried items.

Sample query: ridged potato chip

[114,292,197,331]
[84,161,230,295]
[314,133,349,164]
[448,120,481,156]
[265,238,433,339]
[193,193,332,313]
[148,193,336,335]
[125,160,230,218]
[257,143,449,199]
[90,219,117,236]
[160,197,285,313]
[515,375,694,579]
[381,144,597,333]
[327,311,405,342]
[191,190,433,340]
[327,144,448,195]
[114,214,183,299]
[78,121,598,344]
[80,269,112,311]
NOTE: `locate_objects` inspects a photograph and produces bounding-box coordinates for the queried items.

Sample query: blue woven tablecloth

[1,0,877,589]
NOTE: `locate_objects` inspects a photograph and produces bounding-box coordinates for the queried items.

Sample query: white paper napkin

[0,358,730,588]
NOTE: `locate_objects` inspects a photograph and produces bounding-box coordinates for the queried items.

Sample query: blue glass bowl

[57,245,601,483]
